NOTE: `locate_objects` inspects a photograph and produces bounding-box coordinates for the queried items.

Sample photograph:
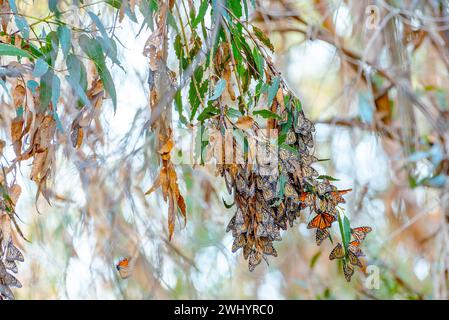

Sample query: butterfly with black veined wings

[329,243,345,260]
[116,257,132,279]
[316,228,330,246]
[307,212,336,230]
[351,226,372,242]
[348,240,364,257]
[6,241,24,262]
[327,189,352,205]
[343,260,354,282]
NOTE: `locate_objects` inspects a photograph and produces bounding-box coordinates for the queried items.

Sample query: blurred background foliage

[1,0,449,299]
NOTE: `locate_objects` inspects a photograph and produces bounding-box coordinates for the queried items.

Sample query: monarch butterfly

[299,192,315,208]
[300,133,314,148]
[6,241,24,262]
[3,260,18,274]
[262,186,275,201]
[348,240,364,257]
[3,273,22,288]
[264,242,278,257]
[300,165,318,178]
[256,223,268,237]
[284,184,298,199]
[226,216,235,233]
[232,234,247,252]
[328,189,352,205]
[329,243,345,260]
[116,257,133,279]
[279,148,295,161]
[248,250,263,272]
[316,228,330,246]
[0,261,6,277]
[348,250,363,268]
[301,154,318,166]
[343,260,354,282]
[307,212,336,230]
[0,284,14,300]
[351,226,372,242]
[285,130,297,145]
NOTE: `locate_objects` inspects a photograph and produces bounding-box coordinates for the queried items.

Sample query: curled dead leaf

[12,84,26,108]
[235,116,254,130]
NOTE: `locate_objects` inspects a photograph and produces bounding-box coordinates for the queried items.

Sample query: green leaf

[88,11,121,66]
[227,0,242,18]
[66,54,90,107]
[174,89,188,125]
[317,175,340,181]
[66,75,91,107]
[79,34,104,63]
[189,69,208,121]
[39,70,53,112]
[32,58,49,78]
[106,0,121,9]
[79,35,117,110]
[9,0,30,39]
[253,109,280,119]
[280,143,300,156]
[267,77,280,107]
[197,105,219,122]
[48,0,58,12]
[226,107,242,118]
[0,43,32,58]
[210,79,226,100]
[253,26,274,52]
[57,25,71,58]
[343,215,351,251]
[192,0,208,28]
[26,80,39,94]
[310,250,322,269]
[51,74,60,109]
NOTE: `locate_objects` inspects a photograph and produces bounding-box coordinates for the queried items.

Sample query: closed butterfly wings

[328,226,372,281]
[6,241,24,262]
[0,241,24,300]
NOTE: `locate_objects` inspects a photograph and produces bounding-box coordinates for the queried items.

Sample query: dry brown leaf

[158,139,173,155]
[9,184,22,205]
[12,84,25,108]
[145,173,162,195]
[235,116,254,130]
[11,117,23,142]
[30,150,48,182]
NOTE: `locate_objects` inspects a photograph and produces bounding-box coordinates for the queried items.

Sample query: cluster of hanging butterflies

[210,85,372,278]
[329,226,372,281]
[0,233,24,300]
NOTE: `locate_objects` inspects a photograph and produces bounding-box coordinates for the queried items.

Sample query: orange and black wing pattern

[307,212,336,230]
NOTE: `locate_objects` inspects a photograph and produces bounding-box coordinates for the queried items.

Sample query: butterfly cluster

[0,234,24,300]
[329,226,372,281]
[209,86,372,277]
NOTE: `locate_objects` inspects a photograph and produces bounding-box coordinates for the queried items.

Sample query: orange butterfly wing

[307,212,336,230]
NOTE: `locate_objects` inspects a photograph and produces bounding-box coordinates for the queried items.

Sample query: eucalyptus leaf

[210,79,226,100]
[32,58,49,78]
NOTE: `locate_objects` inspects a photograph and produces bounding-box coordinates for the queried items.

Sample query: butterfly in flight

[116,257,133,279]
[307,212,336,230]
